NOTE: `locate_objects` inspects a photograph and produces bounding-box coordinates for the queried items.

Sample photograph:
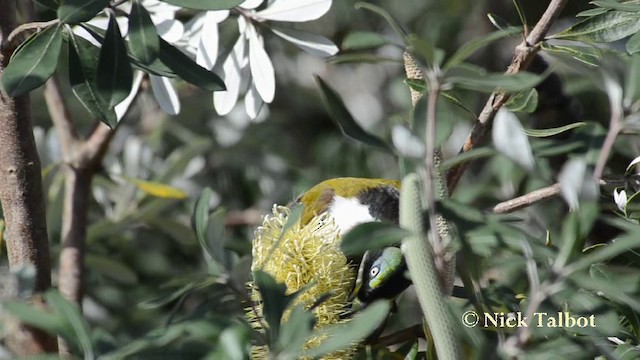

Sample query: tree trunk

[0,0,56,355]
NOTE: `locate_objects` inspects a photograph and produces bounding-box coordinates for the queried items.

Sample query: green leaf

[341,31,388,51]
[3,301,70,339]
[81,23,176,77]
[68,31,116,125]
[128,0,160,65]
[444,27,521,70]
[314,76,392,153]
[524,122,587,137]
[159,0,243,10]
[446,71,542,92]
[407,34,436,68]
[505,88,538,113]
[2,25,62,96]
[86,254,138,285]
[541,42,601,67]
[253,270,298,344]
[625,54,640,105]
[627,31,640,54]
[445,72,542,92]
[158,39,225,91]
[96,11,133,110]
[591,0,640,12]
[327,53,400,65]
[552,11,640,42]
[58,0,110,24]
[45,291,94,359]
[192,189,213,254]
[440,147,496,171]
[354,2,407,41]
[277,305,315,356]
[487,13,513,31]
[577,7,609,17]
[34,0,59,11]
[567,232,640,274]
[302,301,391,358]
[340,222,410,256]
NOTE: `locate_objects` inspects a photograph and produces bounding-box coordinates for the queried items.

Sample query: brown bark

[445,0,570,194]
[0,0,56,354]
[45,77,115,354]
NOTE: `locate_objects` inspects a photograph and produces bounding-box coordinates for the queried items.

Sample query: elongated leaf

[80,23,177,78]
[96,12,133,110]
[492,109,534,170]
[558,157,587,210]
[86,254,138,284]
[68,32,116,125]
[34,0,59,10]
[552,11,640,42]
[58,0,110,24]
[193,188,214,254]
[314,76,391,153]
[278,305,315,356]
[256,0,331,22]
[487,13,512,31]
[3,301,70,339]
[505,88,538,113]
[2,25,62,96]
[444,27,521,70]
[159,0,243,10]
[302,301,390,358]
[328,54,400,64]
[124,177,188,199]
[159,39,225,91]
[627,31,640,54]
[592,0,640,12]
[248,25,275,102]
[253,270,297,343]
[271,27,338,57]
[540,42,601,67]
[354,2,407,40]
[128,0,160,65]
[45,291,94,359]
[446,71,542,92]
[342,31,388,51]
[340,222,410,256]
[524,122,587,137]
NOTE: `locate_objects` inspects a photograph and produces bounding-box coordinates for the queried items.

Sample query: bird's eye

[370,266,380,278]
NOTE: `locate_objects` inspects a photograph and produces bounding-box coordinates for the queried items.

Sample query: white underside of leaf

[150,75,180,115]
[115,71,145,120]
[257,0,332,22]
[248,24,275,103]
[271,27,338,57]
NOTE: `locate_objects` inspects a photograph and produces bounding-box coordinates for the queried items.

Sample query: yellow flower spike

[248,206,357,360]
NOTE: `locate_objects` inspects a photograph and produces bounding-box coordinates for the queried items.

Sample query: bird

[294,177,412,305]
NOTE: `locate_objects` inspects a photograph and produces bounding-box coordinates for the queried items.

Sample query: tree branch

[490,183,561,213]
[446,0,569,195]
[489,176,629,214]
[0,0,56,354]
[44,77,79,160]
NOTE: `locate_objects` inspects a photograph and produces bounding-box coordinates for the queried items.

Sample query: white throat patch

[328,196,375,234]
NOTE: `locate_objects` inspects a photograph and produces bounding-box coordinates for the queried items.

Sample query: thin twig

[490,183,561,213]
[446,0,569,195]
[44,77,79,161]
[1,19,58,51]
[489,175,630,214]
[594,109,623,180]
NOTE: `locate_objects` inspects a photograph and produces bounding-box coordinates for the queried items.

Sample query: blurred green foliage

[4,0,640,358]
